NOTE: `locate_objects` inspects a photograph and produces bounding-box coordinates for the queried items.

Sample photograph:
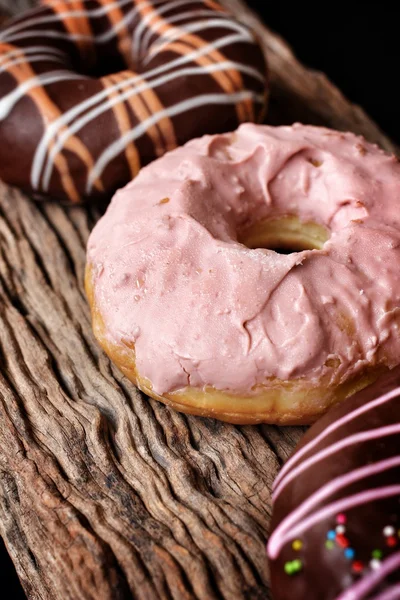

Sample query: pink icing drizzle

[272,422,400,502]
[374,583,400,600]
[87,123,400,395]
[268,484,400,560]
[336,552,400,600]
[268,454,400,559]
[273,387,400,492]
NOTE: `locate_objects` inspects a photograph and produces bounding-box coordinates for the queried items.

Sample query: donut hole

[78,53,127,78]
[239,215,330,254]
[66,44,127,77]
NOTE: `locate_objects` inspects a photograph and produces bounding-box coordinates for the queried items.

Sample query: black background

[2,2,400,598]
[248,1,400,143]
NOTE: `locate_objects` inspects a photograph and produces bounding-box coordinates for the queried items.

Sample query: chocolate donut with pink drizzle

[268,365,400,600]
[86,123,400,424]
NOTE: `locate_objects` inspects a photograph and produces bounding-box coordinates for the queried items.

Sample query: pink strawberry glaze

[87,123,400,396]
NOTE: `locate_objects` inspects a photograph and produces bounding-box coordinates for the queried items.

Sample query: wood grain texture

[0,1,397,599]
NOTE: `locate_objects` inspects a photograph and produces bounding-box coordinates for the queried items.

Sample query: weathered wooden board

[0,1,397,599]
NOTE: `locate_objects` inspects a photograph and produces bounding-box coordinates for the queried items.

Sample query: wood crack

[0,0,398,599]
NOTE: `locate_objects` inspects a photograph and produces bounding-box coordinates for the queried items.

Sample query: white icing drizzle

[0,0,135,40]
[0,0,266,198]
[32,31,263,192]
[132,0,206,58]
[0,70,85,120]
[0,45,66,74]
[1,30,95,43]
[41,61,264,190]
[144,18,252,64]
[86,88,265,192]
[140,8,225,53]
[0,53,64,73]
[0,0,167,44]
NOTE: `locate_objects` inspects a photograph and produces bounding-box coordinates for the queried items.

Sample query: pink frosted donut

[86,123,400,424]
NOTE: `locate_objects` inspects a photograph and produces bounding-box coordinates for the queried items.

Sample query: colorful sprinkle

[284,562,292,575]
[336,534,350,548]
[387,536,397,547]
[352,561,364,574]
[344,548,355,560]
[336,525,346,535]
[292,540,303,551]
[317,497,400,581]
[321,514,398,579]
[284,559,303,576]
[292,560,302,573]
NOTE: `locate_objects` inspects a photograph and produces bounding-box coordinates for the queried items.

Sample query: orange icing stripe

[1,42,103,200]
[118,71,165,157]
[134,0,252,122]
[97,0,132,67]
[2,44,80,200]
[42,0,95,64]
[203,0,226,12]
[0,0,266,202]
[150,40,252,123]
[102,73,141,178]
[119,69,176,155]
[48,140,80,202]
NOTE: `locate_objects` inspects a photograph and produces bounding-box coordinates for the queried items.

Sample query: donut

[0,0,267,203]
[267,365,400,600]
[86,123,400,425]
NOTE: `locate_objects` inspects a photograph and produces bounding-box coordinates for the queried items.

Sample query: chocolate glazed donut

[0,0,267,203]
[268,366,400,600]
